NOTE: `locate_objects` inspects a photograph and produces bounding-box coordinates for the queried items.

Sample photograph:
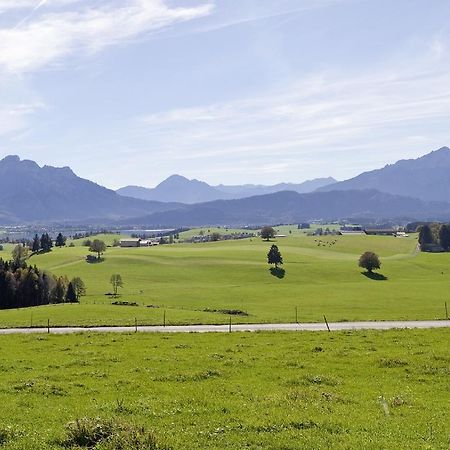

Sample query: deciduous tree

[358,251,381,273]
[261,226,275,241]
[110,274,123,296]
[89,239,106,260]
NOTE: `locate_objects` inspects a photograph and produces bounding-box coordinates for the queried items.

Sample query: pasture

[0,329,448,449]
[0,232,449,328]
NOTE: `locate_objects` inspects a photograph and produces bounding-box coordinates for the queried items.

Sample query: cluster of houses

[339,225,409,237]
[189,232,255,243]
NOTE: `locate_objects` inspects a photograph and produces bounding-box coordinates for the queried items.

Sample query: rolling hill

[117,189,450,227]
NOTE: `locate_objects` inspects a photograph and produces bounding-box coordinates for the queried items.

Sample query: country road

[0,320,449,335]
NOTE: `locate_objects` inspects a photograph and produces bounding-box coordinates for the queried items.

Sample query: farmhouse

[120,238,141,247]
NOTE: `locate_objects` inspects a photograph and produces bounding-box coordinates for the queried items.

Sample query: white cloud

[136,66,450,182]
[0,0,214,73]
[0,102,44,136]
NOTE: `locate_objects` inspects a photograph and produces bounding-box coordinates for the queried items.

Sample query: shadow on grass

[362,271,387,281]
[86,256,105,264]
[270,267,286,279]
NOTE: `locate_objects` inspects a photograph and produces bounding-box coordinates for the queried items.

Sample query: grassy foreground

[0,329,448,449]
[0,232,449,327]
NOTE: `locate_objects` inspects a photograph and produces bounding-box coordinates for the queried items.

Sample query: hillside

[117,189,450,227]
[0,155,180,223]
[319,147,450,202]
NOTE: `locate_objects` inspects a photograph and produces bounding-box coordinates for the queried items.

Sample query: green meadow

[0,231,449,328]
[0,329,448,449]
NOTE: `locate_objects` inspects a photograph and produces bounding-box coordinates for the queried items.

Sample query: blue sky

[1,0,450,189]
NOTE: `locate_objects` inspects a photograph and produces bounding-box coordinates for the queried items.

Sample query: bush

[63,417,164,449]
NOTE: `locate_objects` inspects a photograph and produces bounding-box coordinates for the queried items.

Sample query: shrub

[63,417,164,449]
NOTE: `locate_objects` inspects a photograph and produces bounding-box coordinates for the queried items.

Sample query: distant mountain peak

[318,146,450,202]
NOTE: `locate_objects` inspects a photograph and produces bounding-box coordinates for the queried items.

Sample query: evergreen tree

[55,233,66,247]
[267,244,283,268]
[438,224,450,251]
[51,277,67,303]
[418,224,434,247]
[32,234,41,253]
[65,282,78,303]
[40,233,53,252]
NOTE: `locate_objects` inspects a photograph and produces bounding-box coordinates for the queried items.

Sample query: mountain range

[117,189,450,227]
[319,146,450,202]
[0,155,179,224]
[1,147,450,225]
[116,175,337,203]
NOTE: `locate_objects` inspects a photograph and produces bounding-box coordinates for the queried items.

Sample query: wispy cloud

[0,0,214,73]
[136,65,450,182]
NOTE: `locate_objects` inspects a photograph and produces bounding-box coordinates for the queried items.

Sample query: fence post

[323,315,330,332]
[295,306,298,324]
[229,315,232,333]
[135,317,138,333]
[163,310,166,327]
[47,319,50,334]
[445,302,448,320]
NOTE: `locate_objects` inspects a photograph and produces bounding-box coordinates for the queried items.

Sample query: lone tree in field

[267,244,283,268]
[358,251,381,273]
[261,226,275,241]
[89,239,106,260]
[110,274,124,296]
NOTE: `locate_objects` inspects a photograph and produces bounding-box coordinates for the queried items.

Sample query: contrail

[14,0,48,29]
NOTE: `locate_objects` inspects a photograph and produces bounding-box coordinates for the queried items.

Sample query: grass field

[0,329,448,449]
[0,232,449,328]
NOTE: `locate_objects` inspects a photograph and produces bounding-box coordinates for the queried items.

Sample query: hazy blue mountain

[117,174,229,204]
[215,177,337,197]
[0,155,180,224]
[117,176,337,203]
[318,147,450,202]
[118,189,450,227]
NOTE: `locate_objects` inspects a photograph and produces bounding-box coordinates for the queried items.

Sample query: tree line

[418,223,450,251]
[0,247,85,310]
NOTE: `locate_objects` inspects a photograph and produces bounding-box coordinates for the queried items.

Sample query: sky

[1,0,450,189]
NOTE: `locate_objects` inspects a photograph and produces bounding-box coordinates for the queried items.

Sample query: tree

[51,276,68,303]
[211,232,221,241]
[359,251,381,273]
[261,226,275,241]
[11,245,28,269]
[71,277,86,300]
[32,234,40,253]
[418,224,433,247]
[65,282,78,303]
[89,239,106,260]
[40,233,53,252]
[267,244,283,268]
[438,224,450,251]
[110,274,123,296]
[55,233,66,248]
